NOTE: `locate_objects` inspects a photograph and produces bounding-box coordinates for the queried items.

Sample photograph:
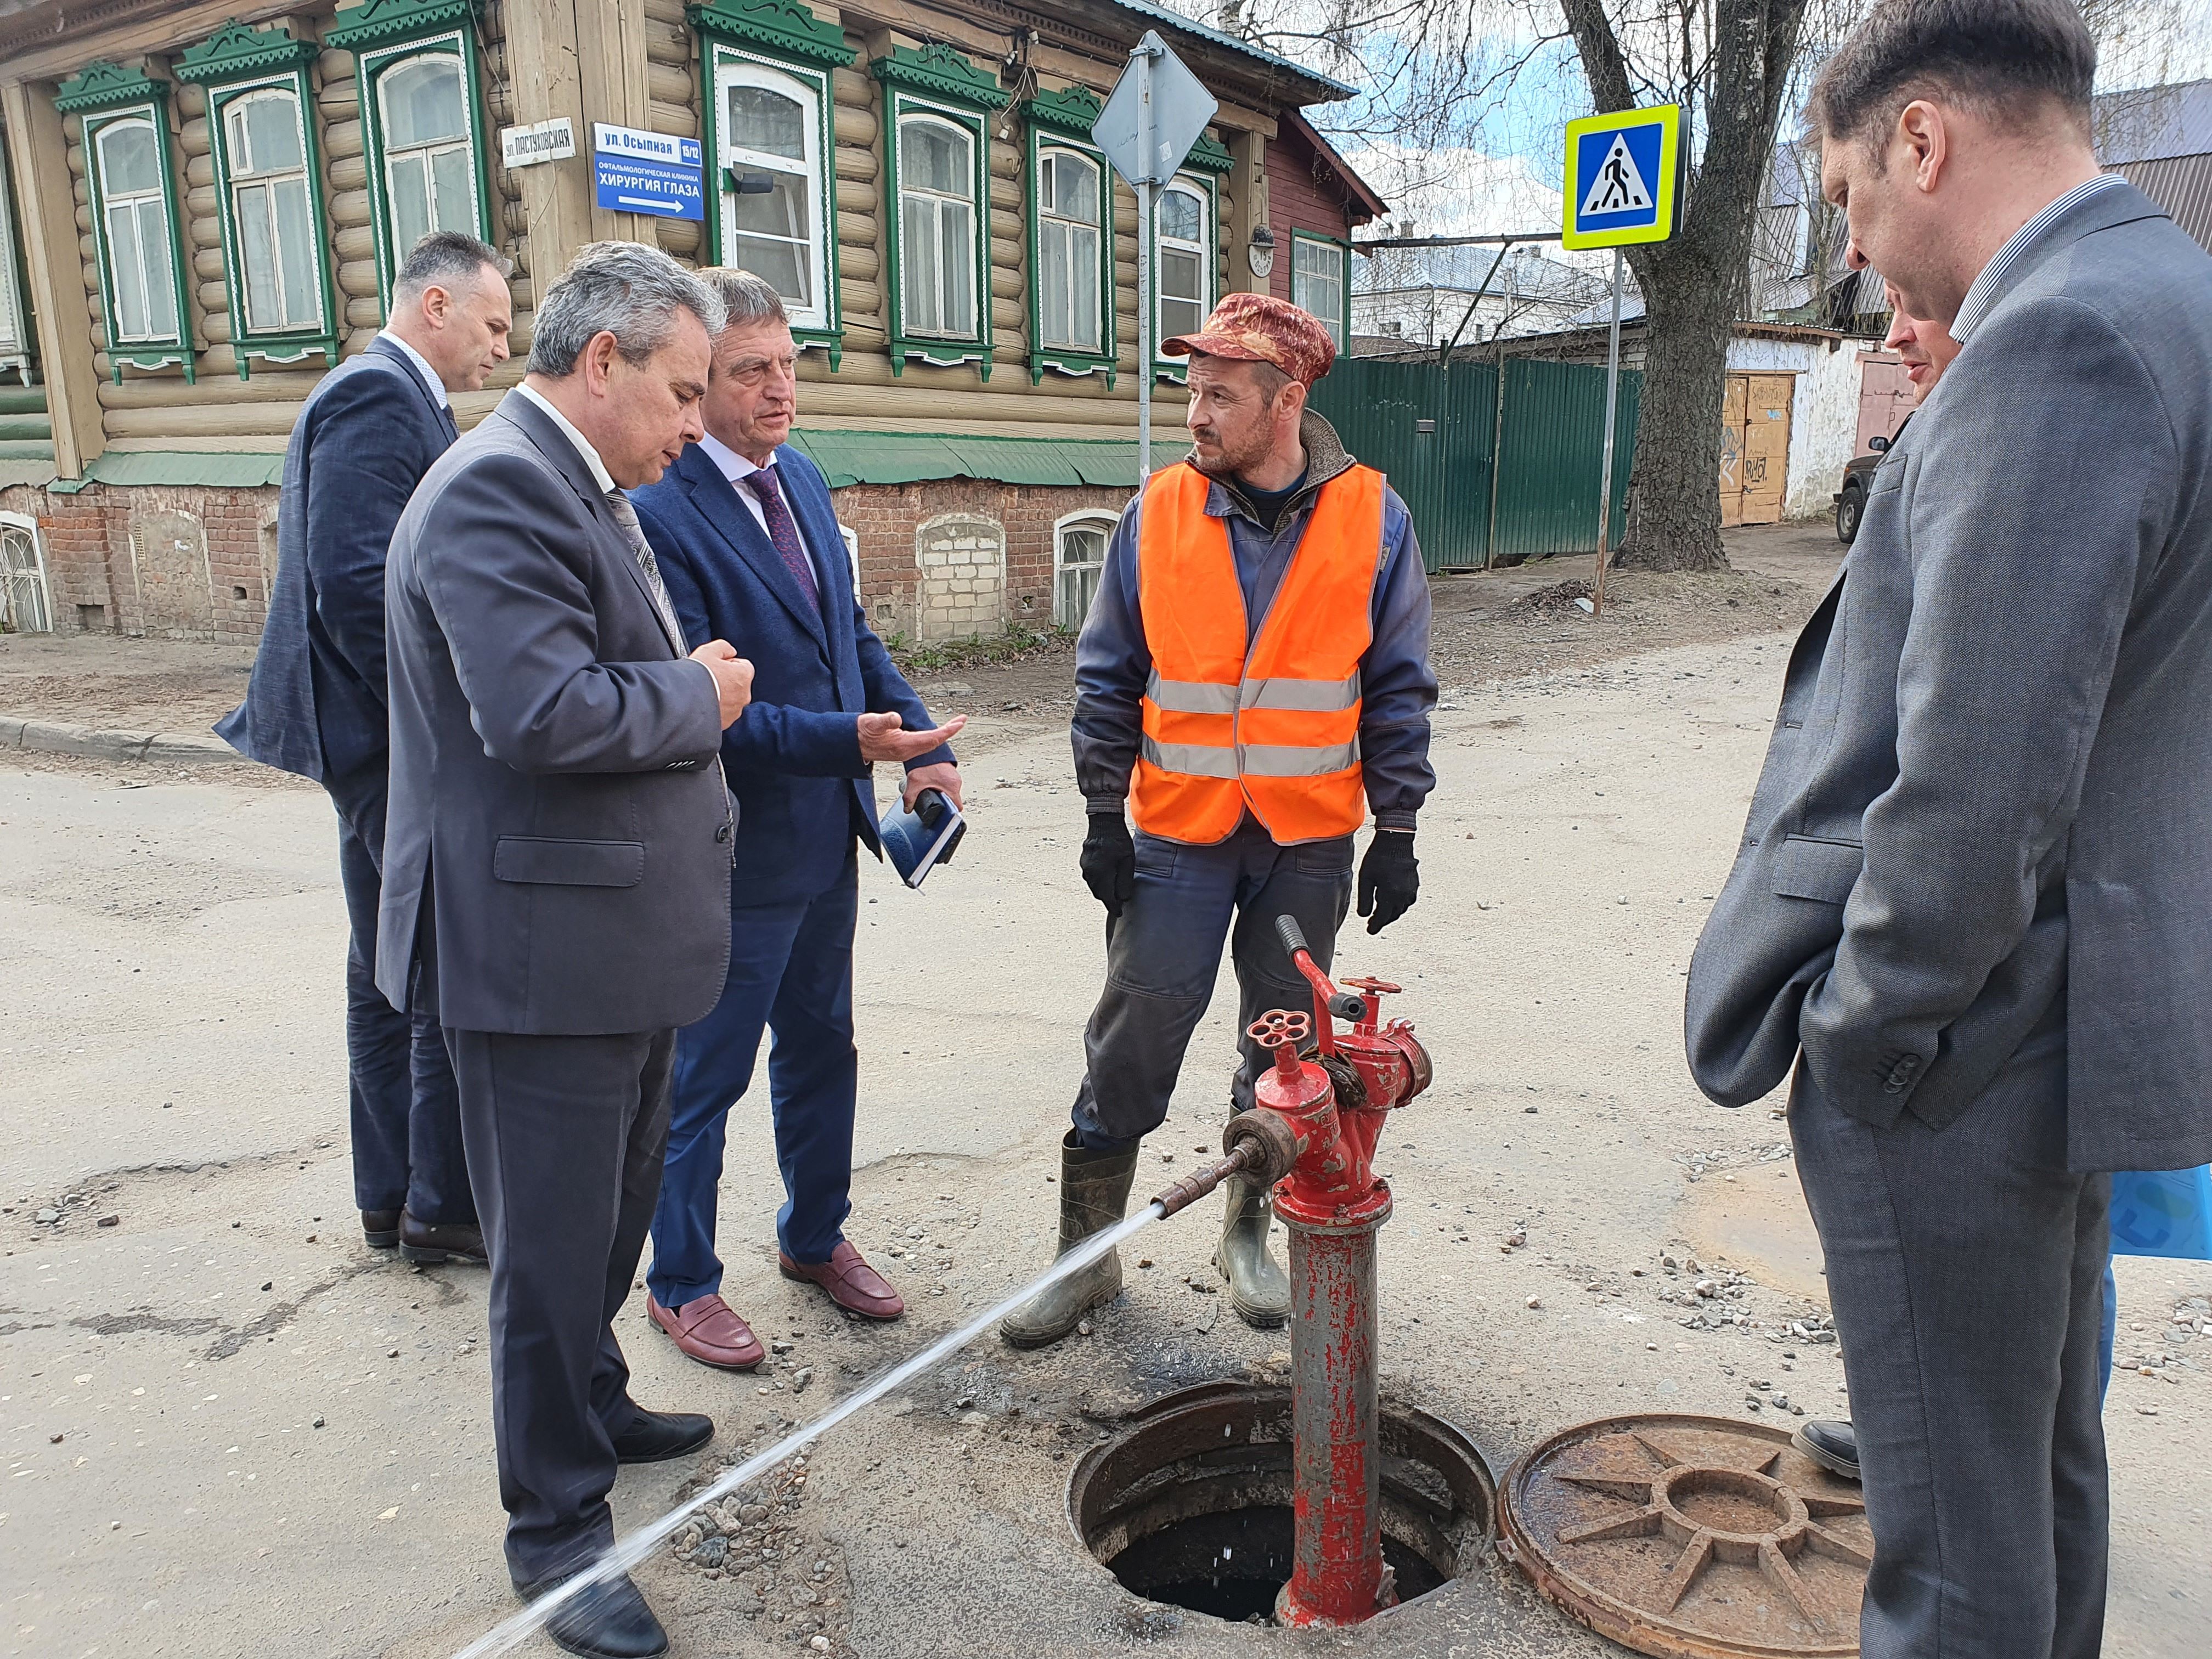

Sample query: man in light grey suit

[1686,3,2212,1655]
[380,243,752,1659]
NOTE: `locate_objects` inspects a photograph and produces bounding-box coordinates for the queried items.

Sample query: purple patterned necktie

[746,464,820,614]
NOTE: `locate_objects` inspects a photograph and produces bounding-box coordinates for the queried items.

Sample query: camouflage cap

[1161,292,1336,385]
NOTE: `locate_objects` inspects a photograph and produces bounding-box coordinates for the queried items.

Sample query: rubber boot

[1214,1167,1291,1329]
[999,1131,1139,1349]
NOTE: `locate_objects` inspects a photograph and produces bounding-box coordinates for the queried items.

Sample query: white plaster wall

[1723,336,1869,520]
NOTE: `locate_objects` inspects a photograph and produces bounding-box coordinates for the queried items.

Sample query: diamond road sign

[1561,104,1680,250]
[1092,30,1218,188]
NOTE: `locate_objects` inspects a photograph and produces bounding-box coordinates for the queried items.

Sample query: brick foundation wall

[1,481,279,640]
[5,476,1134,645]
[831,480,1132,644]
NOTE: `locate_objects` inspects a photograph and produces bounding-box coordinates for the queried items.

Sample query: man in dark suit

[1686,4,2212,1654]
[217,231,511,1262]
[380,242,752,1659]
[631,268,961,1369]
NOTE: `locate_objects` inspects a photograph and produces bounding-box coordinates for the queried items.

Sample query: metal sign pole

[1134,41,1157,486]
[1593,247,1624,616]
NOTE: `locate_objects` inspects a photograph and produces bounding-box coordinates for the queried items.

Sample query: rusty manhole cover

[1499,1414,1871,1658]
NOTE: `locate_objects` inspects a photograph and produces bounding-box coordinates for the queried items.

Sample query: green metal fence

[1310,355,1641,571]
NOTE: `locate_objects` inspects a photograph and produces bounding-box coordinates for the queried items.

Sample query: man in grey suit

[1687,4,2212,1655]
[380,242,752,1659]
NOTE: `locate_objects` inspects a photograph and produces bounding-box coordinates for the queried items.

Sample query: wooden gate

[1719,373,1792,526]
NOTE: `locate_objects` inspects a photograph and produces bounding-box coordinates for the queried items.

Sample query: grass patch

[887,622,1075,675]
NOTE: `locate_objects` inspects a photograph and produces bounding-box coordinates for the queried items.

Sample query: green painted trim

[878,86,994,380]
[1183,130,1234,174]
[687,0,853,70]
[1025,83,1103,140]
[55,61,167,115]
[201,70,343,380]
[80,449,287,488]
[0,128,37,382]
[699,38,844,366]
[174,20,320,83]
[326,0,477,53]
[787,427,1161,489]
[1290,228,1351,349]
[79,94,197,383]
[1024,123,1114,388]
[869,43,1009,111]
[1149,169,1218,385]
[350,24,495,310]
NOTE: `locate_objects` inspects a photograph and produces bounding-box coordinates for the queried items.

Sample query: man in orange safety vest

[1002,294,1437,1350]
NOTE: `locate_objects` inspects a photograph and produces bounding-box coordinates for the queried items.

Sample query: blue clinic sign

[592,123,704,220]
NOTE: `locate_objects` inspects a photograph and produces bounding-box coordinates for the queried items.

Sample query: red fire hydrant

[1225,915,1432,1628]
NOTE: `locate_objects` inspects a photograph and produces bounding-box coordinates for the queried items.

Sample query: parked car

[1834,415,1910,544]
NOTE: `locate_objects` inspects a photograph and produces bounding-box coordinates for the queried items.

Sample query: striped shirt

[1948,172,2130,344]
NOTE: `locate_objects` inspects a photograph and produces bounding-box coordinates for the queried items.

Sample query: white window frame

[714,57,830,332]
[837,522,860,594]
[93,115,180,347]
[1154,173,1213,370]
[1,511,53,634]
[1292,231,1348,349]
[0,151,27,377]
[369,44,482,283]
[222,86,324,337]
[1036,146,1104,356]
[896,111,980,342]
[1052,510,1116,631]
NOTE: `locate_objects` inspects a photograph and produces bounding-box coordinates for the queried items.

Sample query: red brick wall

[7,477,1132,645]
[832,479,1131,642]
[1,482,278,639]
[1265,127,1359,304]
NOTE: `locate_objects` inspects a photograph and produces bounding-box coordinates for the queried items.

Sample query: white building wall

[1724,336,1868,520]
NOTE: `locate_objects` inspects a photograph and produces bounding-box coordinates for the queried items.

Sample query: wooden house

[0,0,1381,644]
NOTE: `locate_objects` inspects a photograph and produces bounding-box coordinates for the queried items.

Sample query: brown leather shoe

[647,1293,765,1370]
[398,1210,487,1265]
[778,1241,905,1321]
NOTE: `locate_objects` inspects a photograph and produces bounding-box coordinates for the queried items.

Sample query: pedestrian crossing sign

[1562,104,1681,249]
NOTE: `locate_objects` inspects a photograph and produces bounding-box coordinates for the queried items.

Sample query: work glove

[1081,811,1137,917]
[1357,830,1419,935]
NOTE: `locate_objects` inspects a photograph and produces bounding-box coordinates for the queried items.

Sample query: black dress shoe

[397,1209,487,1265]
[362,1209,401,1249]
[610,1404,714,1464]
[1793,1418,1860,1481]
[514,1571,668,1659]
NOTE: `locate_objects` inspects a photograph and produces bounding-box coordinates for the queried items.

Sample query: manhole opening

[1068,1382,1494,1627]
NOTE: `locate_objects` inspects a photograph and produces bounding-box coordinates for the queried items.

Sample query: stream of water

[451,1203,1166,1658]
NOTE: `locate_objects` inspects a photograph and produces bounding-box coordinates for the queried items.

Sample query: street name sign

[1561,104,1680,250]
[501,117,575,170]
[592,122,704,219]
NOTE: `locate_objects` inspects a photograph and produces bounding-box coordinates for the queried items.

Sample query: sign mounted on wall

[1560,104,1680,251]
[501,117,575,170]
[592,123,704,220]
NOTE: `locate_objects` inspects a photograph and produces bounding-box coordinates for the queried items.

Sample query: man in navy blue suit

[218,232,512,1263]
[631,268,962,1369]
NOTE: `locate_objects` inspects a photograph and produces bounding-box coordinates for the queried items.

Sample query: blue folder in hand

[2110,1165,2212,1261]
[880,788,966,889]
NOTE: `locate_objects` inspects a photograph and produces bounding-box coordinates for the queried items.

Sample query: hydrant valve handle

[1246,1008,1312,1058]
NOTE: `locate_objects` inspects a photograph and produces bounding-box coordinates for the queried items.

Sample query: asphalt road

[3,623,2205,1659]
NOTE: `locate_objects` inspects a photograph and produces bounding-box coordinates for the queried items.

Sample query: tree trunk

[1560,0,1810,572]
[1616,241,1738,569]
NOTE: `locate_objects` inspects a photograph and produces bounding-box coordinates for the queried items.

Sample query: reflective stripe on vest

[1130,461,1385,845]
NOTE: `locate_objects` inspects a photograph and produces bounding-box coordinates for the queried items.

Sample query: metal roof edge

[1105,0,1357,101]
